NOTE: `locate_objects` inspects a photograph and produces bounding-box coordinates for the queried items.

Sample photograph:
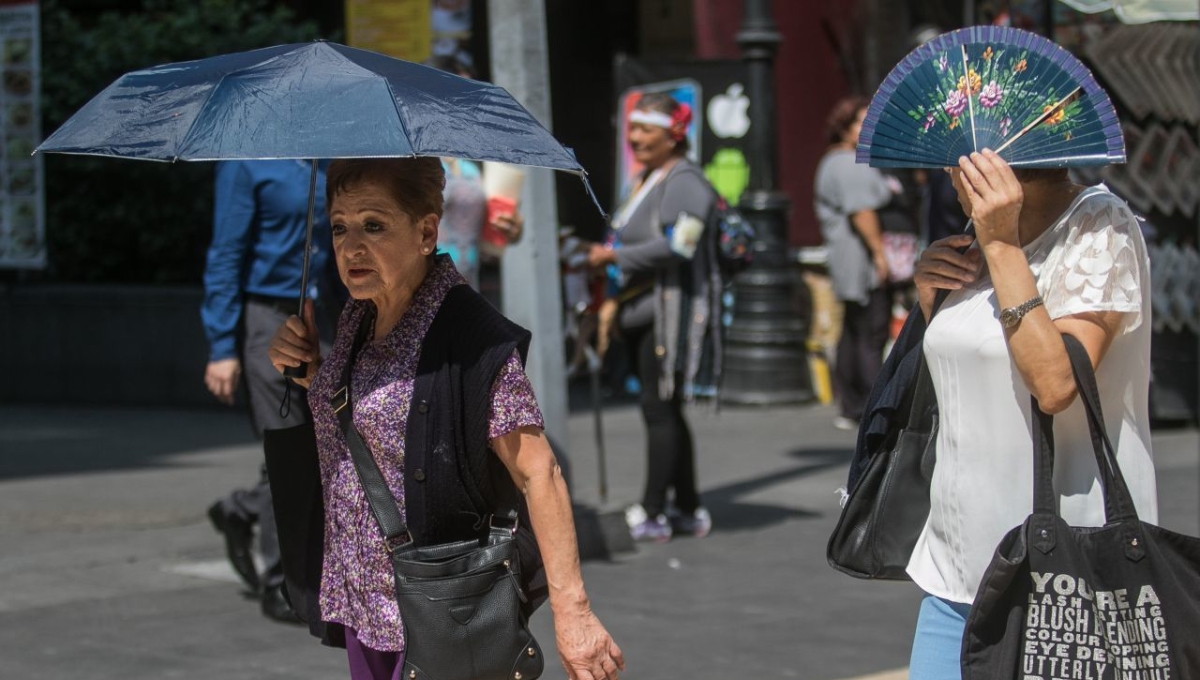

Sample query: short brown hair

[325,157,446,220]
[826,96,869,144]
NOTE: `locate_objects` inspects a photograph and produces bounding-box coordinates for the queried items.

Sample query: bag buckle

[384,531,414,553]
[489,513,519,535]
[330,387,349,414]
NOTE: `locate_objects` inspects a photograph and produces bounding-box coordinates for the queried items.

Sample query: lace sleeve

[1040,193,1146,333]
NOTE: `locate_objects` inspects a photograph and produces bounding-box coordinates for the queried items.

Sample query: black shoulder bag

[962,334,1200,678]
[826,287,951,580]
[335,310,544,680]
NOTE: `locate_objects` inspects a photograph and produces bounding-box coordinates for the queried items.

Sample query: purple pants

[346,628,406,680]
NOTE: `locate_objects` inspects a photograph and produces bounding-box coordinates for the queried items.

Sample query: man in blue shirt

[201,159,337,623]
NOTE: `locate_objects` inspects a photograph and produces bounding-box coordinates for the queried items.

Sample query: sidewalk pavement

[0,396,1196,680]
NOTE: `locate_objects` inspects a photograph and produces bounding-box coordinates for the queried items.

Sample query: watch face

[1001,309,1018,327]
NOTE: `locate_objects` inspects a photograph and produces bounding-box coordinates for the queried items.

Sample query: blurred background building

[1,0,1196,423]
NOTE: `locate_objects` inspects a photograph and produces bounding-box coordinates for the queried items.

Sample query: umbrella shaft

[296,159,319,317]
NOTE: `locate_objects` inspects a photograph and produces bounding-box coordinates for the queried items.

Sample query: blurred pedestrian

[815,96,894,430]
[424,55,525,293]
[201,158,337,623]
[586,91,720,542]
[267,157,623,680]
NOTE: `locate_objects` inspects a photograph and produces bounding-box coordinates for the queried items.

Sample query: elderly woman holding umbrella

[268,157,623,680]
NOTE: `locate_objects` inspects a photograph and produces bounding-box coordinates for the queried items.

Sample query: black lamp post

[720,0,813,405]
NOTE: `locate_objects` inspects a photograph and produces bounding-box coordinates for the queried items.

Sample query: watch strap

[1002,295,1044,328]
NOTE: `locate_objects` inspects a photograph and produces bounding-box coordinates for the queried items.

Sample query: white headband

[629,110,675,129]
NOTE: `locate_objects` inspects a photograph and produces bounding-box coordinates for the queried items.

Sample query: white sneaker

[670,507,713,538]
[625,503,672,542]
[833,416,859,431]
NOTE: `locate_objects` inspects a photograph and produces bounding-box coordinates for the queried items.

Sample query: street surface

[1,398,1195,680]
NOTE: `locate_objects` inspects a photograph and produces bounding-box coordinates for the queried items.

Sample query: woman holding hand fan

[856,27,1158,679]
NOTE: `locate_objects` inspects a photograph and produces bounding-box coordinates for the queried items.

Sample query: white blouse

[907,186,1159,604]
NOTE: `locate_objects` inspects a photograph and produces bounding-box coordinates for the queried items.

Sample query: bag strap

[650,159,693,235]
[1030,334,1140,527]
[330,306,414,550]
[333,304,518,552]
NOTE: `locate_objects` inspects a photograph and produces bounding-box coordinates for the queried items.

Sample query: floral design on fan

[907,43,1085,143]
[980,81,1003,108]
[957,69,982,94]
[944,89,968,118]
[1042,103,1067,126]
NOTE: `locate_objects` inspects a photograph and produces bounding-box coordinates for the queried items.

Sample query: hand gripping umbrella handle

[283,159,320,380]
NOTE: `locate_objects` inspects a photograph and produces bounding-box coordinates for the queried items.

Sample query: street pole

[720,0,813,405]
[488,0,568,449]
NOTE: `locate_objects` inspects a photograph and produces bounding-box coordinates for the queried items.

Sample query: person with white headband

[587,91,721,542]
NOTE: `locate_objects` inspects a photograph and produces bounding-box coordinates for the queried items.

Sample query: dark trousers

[217,298,318,590]
[346,627,406,680]
[835,287,891,421]
[630,327,700,518]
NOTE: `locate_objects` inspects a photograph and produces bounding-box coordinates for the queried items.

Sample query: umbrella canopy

[36,41,586,177]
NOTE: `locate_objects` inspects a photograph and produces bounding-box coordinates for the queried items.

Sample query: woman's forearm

[849,209,885,257]
[613,237,676,276]
[493,429,591,615]
[523,460,591,616]
[984,242,1077,412]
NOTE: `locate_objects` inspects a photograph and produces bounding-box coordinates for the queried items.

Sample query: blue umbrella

[36,40,586,170]
[37,41,596,376]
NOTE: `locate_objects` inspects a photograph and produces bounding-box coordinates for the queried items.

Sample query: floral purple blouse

[307,256,544,652]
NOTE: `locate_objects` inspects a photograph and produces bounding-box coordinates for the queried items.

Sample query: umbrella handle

[283,362,309,379]
[283,159,320,380]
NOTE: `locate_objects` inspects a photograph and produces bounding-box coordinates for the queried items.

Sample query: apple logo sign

[708,83,751,139]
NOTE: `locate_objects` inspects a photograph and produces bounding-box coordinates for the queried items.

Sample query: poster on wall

[0,0,42,269]
[614,79,702,207]
[613,58,752,209]
[345,0,431,61]
[346,0,475,72]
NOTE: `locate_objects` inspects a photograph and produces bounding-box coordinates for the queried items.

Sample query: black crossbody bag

[334,310,544,680]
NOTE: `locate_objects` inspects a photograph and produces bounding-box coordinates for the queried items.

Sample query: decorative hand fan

[858,26,1125,169]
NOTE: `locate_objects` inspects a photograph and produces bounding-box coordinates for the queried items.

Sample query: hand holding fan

[858,26,1125,169]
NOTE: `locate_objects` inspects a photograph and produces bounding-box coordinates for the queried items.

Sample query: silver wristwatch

[1000,295,1044,328]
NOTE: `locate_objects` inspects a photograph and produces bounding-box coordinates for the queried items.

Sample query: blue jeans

[909,594,972,680]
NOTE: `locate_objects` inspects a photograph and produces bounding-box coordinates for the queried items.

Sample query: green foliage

[41,0,322,283]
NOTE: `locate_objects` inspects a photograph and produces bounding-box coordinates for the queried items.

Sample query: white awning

[1058,0,1199,23]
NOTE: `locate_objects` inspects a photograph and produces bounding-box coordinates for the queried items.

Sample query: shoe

[625,503,672,543]
[669,507,713,538]
[261,585,303,625]
[207,501,260,594]
[832,416,859,431]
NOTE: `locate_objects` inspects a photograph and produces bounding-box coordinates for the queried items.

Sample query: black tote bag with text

[962,335,1200,680]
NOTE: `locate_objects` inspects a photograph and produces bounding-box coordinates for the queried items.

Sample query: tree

[40,0,322,283]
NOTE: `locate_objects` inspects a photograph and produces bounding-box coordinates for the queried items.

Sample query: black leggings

[835,286,891,420]
[630,327,700,518]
